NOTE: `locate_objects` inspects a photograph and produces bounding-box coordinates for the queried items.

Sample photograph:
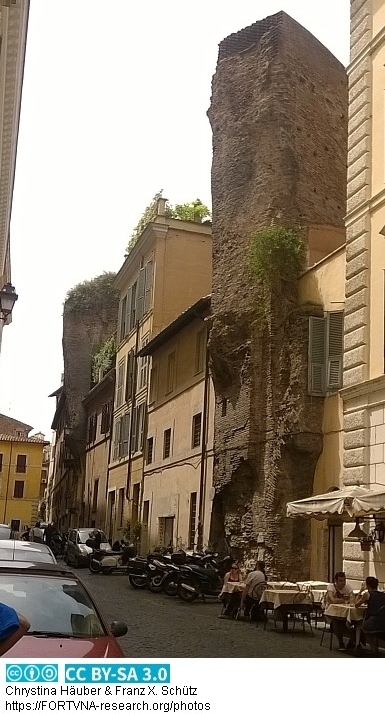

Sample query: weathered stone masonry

[208,12,348,578]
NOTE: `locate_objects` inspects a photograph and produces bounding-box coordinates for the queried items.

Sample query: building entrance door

[328,523,343,581]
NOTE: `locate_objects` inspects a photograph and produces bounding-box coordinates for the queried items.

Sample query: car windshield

[0,573,106,637]
[78,530,108,544]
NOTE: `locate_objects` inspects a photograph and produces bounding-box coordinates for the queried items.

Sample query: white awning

[286,486,374,520]
[352,489,385,517]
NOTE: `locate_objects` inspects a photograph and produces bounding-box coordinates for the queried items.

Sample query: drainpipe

[104,395,115,534]
[197,338,210,552]
[138,360,150,552]
[125,321,140,500]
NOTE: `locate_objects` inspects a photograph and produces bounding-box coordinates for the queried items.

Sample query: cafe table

[259,588,317,632]
[324,603,366,647]
[220,581,246,594]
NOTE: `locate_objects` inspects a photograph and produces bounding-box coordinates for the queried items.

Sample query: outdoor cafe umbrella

[286,485,375,520]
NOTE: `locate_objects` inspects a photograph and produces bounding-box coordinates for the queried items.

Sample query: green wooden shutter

[308,316,326,395]
[136,267,146,321]
[326,311,344,390]
[144,260,154,314]
[124,289,132,338]
[113,418,121,461]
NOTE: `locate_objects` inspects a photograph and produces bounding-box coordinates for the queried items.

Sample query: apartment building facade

[138,296,213,553]
[107,199,212,544]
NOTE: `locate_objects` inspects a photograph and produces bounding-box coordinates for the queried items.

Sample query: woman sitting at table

[356,576,385,655]
[218,563,243,619]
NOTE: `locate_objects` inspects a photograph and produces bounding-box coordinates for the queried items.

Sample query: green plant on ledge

[122,519,142,544]
[91,334,116,383]
[249,225,305,327]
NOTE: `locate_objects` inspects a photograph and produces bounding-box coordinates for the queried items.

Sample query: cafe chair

[320,617,334,650]
[290,590,314,635]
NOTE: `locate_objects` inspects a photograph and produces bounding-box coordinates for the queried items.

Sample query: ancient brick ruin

[208,12,348,578]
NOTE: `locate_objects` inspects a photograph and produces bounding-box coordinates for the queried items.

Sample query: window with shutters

[15,455,26,473]
[149,365,158,403]
[137,403,145,452]
[195,328,206,374]
[118,487,125,527]
[163,428,171,459]
[120,412,130,458]
[125,350,135,402]
[130,282,137,330]
[137,267,146,322]
[112,418,121,461]
[13,480,24,498]
[192,413,202,448]
[116,358,125,407]
[138,336,149,390]
[166,351,176,394]
[120,295,127,341]
[87,414,97,443]
[144,259,154,314]
[308,311,343,396]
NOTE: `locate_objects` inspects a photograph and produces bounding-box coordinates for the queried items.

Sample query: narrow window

[192,413,202,448]
[120,295,127,341]
[144,259,154,314]
[130,282,137,329]
[0,453,3,472]
[166,351,176,393]
[101,402,111,434]
[13,480,25,498]
[146,437,154,465]
[163,428,171,459]
[142,500,150,526]
[138,336,149,390]
[188,492,197,549]
[113,418,121,461]
[15,455,26,474]
[149,365,158,403]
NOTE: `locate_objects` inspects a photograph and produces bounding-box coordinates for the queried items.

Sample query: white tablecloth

[220,582,246,594]
[324,603,366,624]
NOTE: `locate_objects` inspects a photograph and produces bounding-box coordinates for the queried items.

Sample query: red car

[0,562,128,657]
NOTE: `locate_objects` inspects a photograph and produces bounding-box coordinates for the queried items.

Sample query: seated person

[326,571,355,651]
[0,603,30,656]
[240,561,266,618]
[356,576,385,655]
[219,563,243,618]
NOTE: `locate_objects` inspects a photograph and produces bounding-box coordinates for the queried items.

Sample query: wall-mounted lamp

[347,519,367,539]
[0,282,18,322]
[348,518,385,549]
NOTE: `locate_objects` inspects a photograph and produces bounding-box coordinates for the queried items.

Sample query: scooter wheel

[177,580,199,602]
[128,574,147,589]
[147,574,164,593]
[89,561,100,574]
[163,576,178,596]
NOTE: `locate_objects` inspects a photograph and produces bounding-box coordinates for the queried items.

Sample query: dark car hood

[7,635,125,658]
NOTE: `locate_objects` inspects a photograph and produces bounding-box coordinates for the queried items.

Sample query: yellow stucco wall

[299,246,345,309]
[0,438,45,531]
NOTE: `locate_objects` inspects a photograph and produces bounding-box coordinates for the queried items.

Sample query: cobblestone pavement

[78,568,347,658]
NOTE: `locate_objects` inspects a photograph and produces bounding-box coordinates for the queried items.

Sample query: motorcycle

[127,552,176,590]
[89,544,137,575]
[176,554,233,602]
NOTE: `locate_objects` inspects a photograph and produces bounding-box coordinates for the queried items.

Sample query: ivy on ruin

[91,334,116,383]
[248,225,305,328]
[65,271,118,312]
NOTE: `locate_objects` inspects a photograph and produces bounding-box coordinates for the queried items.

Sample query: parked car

[0,561,128,657]
[64,528,111,567]
[0,523,11,540]
[0,539,57,563]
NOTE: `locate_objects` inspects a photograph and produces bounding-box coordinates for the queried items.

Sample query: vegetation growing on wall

[126,190,211,255]
[65,272,118,311]
[91,334,116,383]
[249,226,305,327]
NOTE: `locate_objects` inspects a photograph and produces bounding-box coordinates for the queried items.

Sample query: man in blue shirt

[0,603,30,656]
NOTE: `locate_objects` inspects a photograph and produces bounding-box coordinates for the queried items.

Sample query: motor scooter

[89,544,136,575]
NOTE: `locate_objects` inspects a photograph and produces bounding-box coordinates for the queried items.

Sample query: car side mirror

[110,621,128,638]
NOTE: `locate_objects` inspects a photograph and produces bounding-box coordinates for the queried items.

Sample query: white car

[0,523,11,540]
[0,539,57,563]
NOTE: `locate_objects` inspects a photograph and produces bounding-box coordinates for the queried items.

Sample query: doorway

[158,516,174,550]
[328,523,343,581]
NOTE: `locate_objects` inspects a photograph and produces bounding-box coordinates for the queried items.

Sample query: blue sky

[0,0,350,437]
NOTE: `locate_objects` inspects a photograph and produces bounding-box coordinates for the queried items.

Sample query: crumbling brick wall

[208,11,347,579]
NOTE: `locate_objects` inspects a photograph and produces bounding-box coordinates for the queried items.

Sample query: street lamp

[0,282,18,321]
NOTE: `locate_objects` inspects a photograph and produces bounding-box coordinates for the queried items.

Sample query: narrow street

[78,568,344,659]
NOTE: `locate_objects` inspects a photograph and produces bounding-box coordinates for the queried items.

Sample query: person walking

[29,522,44,544]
